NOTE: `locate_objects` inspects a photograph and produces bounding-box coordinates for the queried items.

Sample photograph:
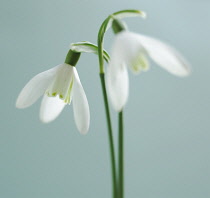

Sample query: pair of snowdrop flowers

[16,11,190,134]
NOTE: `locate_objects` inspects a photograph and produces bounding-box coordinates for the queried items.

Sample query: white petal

[16,65,60,109]
[72,68,90,134]
[106,63,129,112]
[40,95,66,123]
[136,33,191,76]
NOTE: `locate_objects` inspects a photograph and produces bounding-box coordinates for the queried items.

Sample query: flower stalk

[100,73,117,198]
[112,18,126,198]
[97,10,146,198]
[98,18,118,198]
[118,110,124,198]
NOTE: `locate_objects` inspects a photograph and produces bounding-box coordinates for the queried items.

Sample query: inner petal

[46,63,74,103]
[130,52,150,74]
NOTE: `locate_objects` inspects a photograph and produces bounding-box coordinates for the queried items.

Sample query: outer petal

[136,33,191,76]
[114,31,190,76]
[39,95,66,123]
[106,63,129,112]
[16,65,60,109]
[72,68,90,134]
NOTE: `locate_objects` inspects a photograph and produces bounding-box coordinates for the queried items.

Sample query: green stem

[97,16,111,74]
[100,73,117,198]
[118,111,124,198]
[97,15,118,198]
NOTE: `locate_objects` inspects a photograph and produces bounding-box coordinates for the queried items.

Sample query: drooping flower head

[16,50,90,134]
[106,18,190,112]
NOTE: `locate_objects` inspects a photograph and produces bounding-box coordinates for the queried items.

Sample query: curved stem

[118,111,124,198]
[97,14,118,198]
[97,16,111,74]
[100,73,117,198]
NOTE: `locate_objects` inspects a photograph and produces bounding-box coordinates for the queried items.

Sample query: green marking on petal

[44,64,75,103]
[131,53,149,74]
[64,78,74,104]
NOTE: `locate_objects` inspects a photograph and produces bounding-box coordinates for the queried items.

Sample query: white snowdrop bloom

[16,51,90,134]
[107,31,190,112]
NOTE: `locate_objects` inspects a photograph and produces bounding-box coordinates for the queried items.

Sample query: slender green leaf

[113,9,146,19]
[71,41,110,63]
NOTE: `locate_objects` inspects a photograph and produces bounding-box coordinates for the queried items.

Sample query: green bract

[112,9,146,19]
[71,41,110,63]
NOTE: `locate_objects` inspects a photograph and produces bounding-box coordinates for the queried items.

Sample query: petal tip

[39,116,50,124]
[76,119,90,134]
[15,100,22,109]
[185,65,192,76]
[79,127,89,135]
[114,104,124,112]
[15,98,29,109]
[176,64,192,77]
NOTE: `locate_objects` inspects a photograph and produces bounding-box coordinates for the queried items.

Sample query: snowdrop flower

[107,23,190,112]
[16,50,90,134]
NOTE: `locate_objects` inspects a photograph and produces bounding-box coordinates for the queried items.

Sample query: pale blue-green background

[1,0,210,197]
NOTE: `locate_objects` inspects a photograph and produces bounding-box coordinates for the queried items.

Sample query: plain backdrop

[1,0,210,197]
